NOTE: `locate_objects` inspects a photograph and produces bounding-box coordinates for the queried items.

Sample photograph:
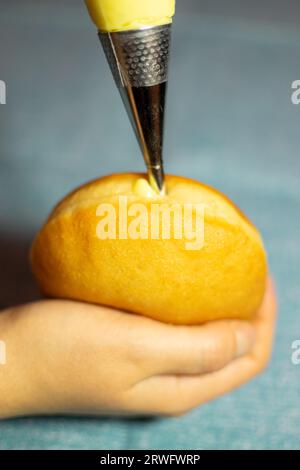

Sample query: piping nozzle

[99,24,172,194]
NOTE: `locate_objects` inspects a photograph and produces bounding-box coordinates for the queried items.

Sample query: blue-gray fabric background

[0,0,299,450]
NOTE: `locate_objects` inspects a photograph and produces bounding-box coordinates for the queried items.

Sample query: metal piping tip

[148,165,165,195]
[99,24,171,195]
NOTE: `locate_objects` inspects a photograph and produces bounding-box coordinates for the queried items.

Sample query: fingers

[138,320,255,377]
[249,276,277,365]
[120,277,277,416]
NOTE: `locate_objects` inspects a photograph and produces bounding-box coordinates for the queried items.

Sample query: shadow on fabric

[0,232,41,309]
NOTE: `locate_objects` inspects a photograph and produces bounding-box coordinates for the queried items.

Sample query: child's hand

[0,278,276,418]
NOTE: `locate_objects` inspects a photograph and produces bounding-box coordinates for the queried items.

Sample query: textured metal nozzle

[99,24,171,194]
